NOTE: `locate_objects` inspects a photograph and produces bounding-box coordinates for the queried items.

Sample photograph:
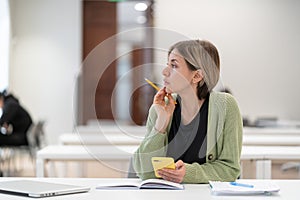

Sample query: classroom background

[0,0,300,179]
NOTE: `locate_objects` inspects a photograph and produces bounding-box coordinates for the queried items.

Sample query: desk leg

[76,162,85,177]
[67,162,84,177]
[36,158,45,177]
[256,160,272,179]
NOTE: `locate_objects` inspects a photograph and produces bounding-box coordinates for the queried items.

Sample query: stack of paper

[209,181,280,195]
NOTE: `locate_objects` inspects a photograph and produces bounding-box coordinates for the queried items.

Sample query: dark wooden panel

[82,1,116,124]
[130,48,155,125]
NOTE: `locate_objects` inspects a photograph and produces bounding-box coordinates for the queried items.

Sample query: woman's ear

[192,69,204,84]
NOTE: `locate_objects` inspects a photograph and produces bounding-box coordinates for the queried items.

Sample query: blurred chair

[0,120,46,176]
[281,162,300,178]
[254,117,278,127]
[127,157,138,178]
[26,120,46,158]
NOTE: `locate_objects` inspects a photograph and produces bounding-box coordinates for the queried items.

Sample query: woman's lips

[163,80,170,86]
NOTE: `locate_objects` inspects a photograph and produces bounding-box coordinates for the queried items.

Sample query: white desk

[36,145,139,177]
[63,126,300,146]
[243,127,300,136]
[74,126,300,136]
[59,133,143,146]
[242,135,300,146]
[37,145,300,179]
[74,125,146,136]
[241,146,300,160]
[241,146,300,179]
[0,178,299,199]
[59,133,300,146]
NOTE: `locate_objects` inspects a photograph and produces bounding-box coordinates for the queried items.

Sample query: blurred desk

[73,126,300,136]
[1,178,300,199]
[36,145,139,177]
[37,145,300,179]
[73,125,146,136]
[59,133,143,146]
[59,132,300,146]
[243,127,300,136]
[241,146,300,179]
[243,135,300,146]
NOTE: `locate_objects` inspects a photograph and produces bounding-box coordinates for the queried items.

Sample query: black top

[167,94,209,165]
[0,94,32,134]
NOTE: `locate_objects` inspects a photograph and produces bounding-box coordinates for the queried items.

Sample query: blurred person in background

[0,90,32,146]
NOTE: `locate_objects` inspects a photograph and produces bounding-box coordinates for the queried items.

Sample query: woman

[133,40,243,183]
[0,90,33,146]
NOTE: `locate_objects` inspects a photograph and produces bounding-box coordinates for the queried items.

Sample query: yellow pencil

[145,78,176,104]
[145,78,160,91]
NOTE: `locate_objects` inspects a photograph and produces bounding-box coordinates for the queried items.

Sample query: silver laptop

[0,180,90,198]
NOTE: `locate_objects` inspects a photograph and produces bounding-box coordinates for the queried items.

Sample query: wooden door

[81,1,117,124]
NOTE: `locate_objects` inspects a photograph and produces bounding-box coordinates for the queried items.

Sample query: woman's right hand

[153,87,176,133]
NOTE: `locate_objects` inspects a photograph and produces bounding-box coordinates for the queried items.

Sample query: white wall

[7,0,300,146]
[154,0,300,121]
[9,0,81,144]
[0,0,10,92]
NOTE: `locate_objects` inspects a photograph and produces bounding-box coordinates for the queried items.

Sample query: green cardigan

[133,91,243,183]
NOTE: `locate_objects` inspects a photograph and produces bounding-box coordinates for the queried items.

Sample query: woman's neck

[179,91,205,125]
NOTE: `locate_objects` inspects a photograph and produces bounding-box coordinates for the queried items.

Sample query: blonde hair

[168,40,220,99]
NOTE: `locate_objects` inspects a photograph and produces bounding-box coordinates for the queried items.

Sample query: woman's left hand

[157,160,186,183]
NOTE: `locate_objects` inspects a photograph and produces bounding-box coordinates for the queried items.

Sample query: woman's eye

[167,62,177,69]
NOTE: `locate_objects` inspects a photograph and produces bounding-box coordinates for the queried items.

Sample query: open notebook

[209,181,280,195]
[0,180,90,198]
[96,179,184,190]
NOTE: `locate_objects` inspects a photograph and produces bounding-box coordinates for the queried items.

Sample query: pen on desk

[230,182,254,188]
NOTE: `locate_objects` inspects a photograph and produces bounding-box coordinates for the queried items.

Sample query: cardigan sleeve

[133,105,169,180]
[183,94,243,183]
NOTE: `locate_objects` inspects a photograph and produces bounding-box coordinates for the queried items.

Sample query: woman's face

[162,49,198,94]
